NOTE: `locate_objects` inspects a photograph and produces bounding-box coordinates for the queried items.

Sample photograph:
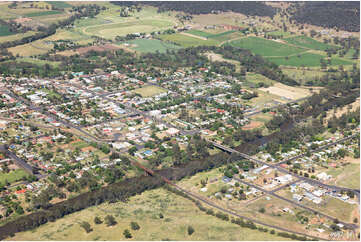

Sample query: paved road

[233,176,357,230]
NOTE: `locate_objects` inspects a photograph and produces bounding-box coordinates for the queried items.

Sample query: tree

[187,225,195,235]
[94,216,102,224]
[105,215,117,226]
[123,229,132,238]
[130,221,140,230]
[80,221,92,233]
[259,207,265,213]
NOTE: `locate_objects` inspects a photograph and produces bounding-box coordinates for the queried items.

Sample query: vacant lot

[9,188,287,241]
[133,85,166,97]
[76,44,120,55]
[280,67,326,85]
[284,35,337,51]
[227,37,306,57]
[259,83,311,100]
[123,39,181,53]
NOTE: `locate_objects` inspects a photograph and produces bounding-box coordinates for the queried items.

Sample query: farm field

[122,38,181,53]
[0,24,14,37]
[8,188,288,241]
[226,37,306,57]
[266,30,294,38]
[133,85,167,97]
[159,33,220,47]
[8,39,53,56]
[15,57,61,67]
[48,1,73,9]
[284,35,337,51]
[266,52,354,67]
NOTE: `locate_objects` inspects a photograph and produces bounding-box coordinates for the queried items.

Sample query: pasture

[0,31,36,43]
[8,188,287,241]
[266,52,353,67]
[226,37,306,57]
[123,39,181,53]
[284,35,337,51]
[48,1,73,9]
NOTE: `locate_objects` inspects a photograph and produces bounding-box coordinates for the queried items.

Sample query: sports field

[284,35,337,51]
[159,33,220,47]
[133,85,166,97]
[226,37,306,57]
[73,6,178,39]
[124,39,181,53]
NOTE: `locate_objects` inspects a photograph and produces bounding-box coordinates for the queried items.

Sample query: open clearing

[328,161,360,189]
[24,10,63,18]
[259,83,311,100]
[122,39,181,53]
[325,98,360,122]
[9,188,287,241]
[0,169,27,185]
[133,85,166,97]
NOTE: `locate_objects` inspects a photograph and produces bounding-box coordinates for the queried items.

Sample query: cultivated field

[266,52,353,67]
[8,188,287,241]
[159,33,220,47]
[284,35,338,51]
[226,37,306,57]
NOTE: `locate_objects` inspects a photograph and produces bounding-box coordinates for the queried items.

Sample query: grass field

[15,57,61,67]
[8,188,288,241]
[226,37,306,57]
[133,85,166,97]
[280,67,326,85]
[159,33,220,47]
[122,39,181,53]
[327,162,360,189]
[266,31,294,38]
[8,39,53,56]
[0,169,27,185]
[0,24,14,37]
[284,35,337,51]
[245,73,275,87]
[24,10,63,18]
[48,1,72,8]
[0,31,36,43]
[266,52,353,67]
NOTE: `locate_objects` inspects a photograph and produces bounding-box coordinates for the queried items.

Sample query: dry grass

[259,83,312,100]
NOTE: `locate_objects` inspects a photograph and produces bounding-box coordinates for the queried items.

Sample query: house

[293,194,303,202]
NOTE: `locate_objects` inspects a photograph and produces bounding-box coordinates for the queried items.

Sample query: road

[233,176,357,229]
[211,140,360,196]
[276,134,359,165]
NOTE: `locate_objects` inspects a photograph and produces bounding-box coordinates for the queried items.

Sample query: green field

[0,24,14,37]
[186,29,214,38]
[186,29,239,42]
[124,39,181,53]
[25,10,63,17]
[9,188,288,241]
[284,35,337,51]
[48,1,72,8]
[266,31,294,38]
[0,169,27,185]
[226,37,306,57]
[159,33,220,47]
[266,52,353,67]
